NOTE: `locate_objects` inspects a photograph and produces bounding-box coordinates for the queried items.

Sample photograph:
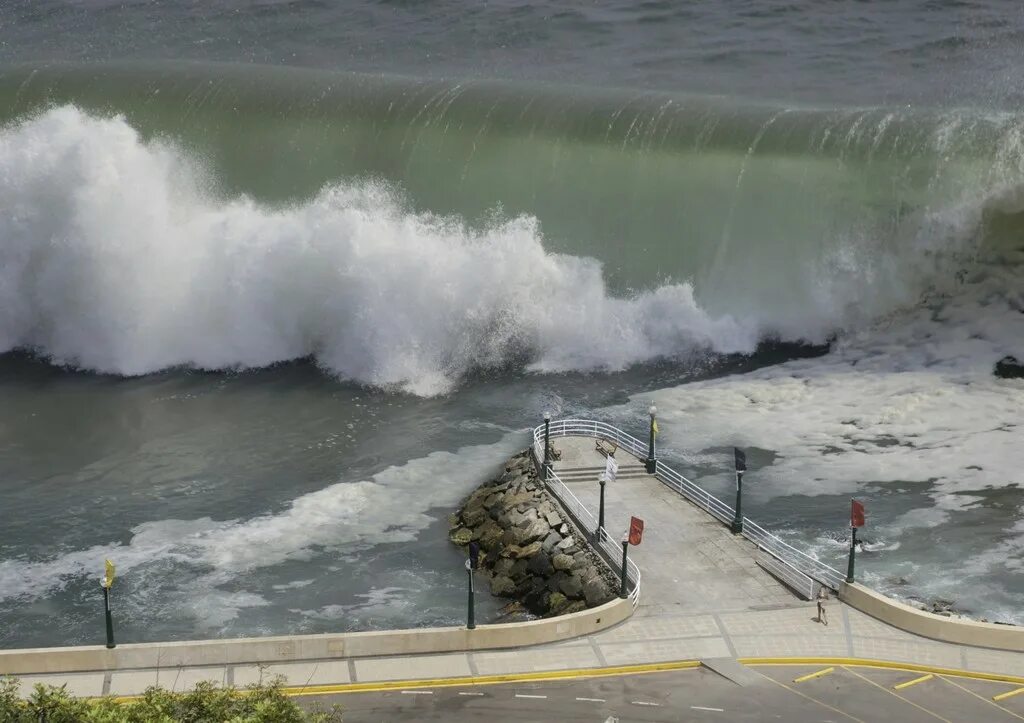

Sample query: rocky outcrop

[995,355,1024,379]
[449,449,618,617]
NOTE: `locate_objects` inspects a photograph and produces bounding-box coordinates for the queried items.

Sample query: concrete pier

[549,435,799,613]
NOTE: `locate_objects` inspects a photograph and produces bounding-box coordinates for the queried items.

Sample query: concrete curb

[0,596,633,676]
[840,582,1024,652]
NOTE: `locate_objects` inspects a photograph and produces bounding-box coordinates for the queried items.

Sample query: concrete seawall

[0,596,632,675]
[841,582,1024,652]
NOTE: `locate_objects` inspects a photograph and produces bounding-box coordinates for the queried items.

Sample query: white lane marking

[632,701,661,706]
[691,705,725,712]
[515,694,548,699]
[458,692,484,696]
[400,690,433,695]
[576,697,606,702]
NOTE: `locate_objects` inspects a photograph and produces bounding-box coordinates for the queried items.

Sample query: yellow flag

[652,419,659,437]
[103,559,116,589]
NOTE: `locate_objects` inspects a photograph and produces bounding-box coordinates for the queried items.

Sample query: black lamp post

[619,534,630,599]
[846,526,858,584]
[466,558,476,630]
[102,582,115,649]
[730,447,746,534]
[597,477,607,541]
[542,411,551,480]
[645,405,657,473]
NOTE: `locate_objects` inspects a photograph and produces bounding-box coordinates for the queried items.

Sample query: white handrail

[531,442,642,607]
[533,419,844,591]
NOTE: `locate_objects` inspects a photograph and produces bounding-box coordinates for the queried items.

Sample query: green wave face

[1,62,1021,327]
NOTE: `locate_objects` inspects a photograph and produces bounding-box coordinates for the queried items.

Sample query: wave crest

[0,106,760,394]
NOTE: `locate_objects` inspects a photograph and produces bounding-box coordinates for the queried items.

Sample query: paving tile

[355,653,471,681]
[13,672,104,699]
[472,645,600,675]
[233,660,351,687]
[599,636,730,665]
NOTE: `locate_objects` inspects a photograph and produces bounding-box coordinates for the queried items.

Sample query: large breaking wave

[0,107,761,395]
[3,63,1024,394]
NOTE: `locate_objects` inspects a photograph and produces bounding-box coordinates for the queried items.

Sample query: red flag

[629,516,645,545]
[851,499,865,529]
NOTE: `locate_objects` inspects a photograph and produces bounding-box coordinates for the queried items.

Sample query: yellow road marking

[843,667,950,723]
[106,659,702,702]
[793,667,835,683]
[995,687,1024,702]
[740,657,1024,686]
[894,673,933,690]
[754,669,865,723]
[89,656,1024,705]
[938,676,1024,721]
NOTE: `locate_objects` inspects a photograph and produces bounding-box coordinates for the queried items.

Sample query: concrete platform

[548,435,799,613]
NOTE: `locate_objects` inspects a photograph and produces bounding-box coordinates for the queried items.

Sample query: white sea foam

[0,434,523,612]
[0,106,763,396]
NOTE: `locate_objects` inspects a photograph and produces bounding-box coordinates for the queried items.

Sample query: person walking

[816,587,829,626]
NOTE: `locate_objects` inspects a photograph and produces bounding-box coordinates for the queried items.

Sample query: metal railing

[533,419,845,592]
[533,444,642,607]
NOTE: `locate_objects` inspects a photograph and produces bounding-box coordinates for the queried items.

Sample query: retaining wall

[0,596,632,675]
[841,582,1024,652]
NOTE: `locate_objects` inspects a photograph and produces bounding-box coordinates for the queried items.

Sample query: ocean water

[1,1,1023,647]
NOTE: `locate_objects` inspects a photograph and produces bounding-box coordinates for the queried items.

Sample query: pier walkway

[6,434,1024,703]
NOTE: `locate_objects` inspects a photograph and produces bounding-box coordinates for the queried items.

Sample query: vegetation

[0,675,342,723]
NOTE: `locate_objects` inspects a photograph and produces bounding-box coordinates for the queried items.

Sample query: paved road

[301,666,1024,722]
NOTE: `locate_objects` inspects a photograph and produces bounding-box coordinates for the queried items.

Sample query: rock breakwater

[449,449,618,617]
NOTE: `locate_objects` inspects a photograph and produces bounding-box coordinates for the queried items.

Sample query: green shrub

[0,675,342,723]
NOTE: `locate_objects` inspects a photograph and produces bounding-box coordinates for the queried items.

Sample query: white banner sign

[603,455,618,482]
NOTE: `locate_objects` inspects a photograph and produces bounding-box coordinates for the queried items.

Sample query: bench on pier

[595,439,618,458]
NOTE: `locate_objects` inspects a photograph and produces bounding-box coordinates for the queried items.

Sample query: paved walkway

[7,437,1024,699]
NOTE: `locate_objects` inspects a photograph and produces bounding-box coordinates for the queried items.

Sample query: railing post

[542,411,551,480]
[620,536,629,599]
[846,526,857,584]
[645,405,657,473]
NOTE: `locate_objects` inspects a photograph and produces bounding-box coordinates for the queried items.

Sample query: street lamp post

[846,526,858,584]
[597,477,607,541]
[466,559,476,630]
[730,448,746,534]
[619,534,630,599]
[645,405,657,473]
[102,582,115,649]
[542,411,551,480]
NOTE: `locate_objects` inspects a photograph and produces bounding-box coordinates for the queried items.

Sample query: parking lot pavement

[296,665,1024,722]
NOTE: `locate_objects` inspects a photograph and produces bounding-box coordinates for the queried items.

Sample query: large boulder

[552,553,574,572]
[584,575,613,606]
[996,356,1024,379]
[505,541,543,559]
[449,527,473,545]
[541,531,562,553]
[544,510,563,528]
[528,550,554,576]
[490,576,516,597]
[509,558,530,582]
[559,574,584,599]
[462,503,488,529]
[519,518,551,545]
[548,592,570,615]
[478,520,504,552]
